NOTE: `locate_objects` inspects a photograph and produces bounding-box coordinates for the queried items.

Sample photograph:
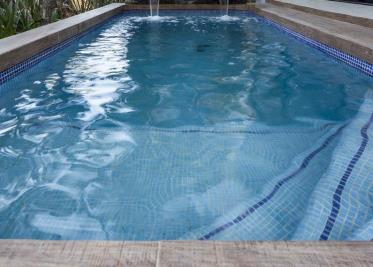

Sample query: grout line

[156,241,161,267]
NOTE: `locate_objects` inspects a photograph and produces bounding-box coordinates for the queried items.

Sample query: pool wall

[0,3,372,85]
[0,4,126,73]
[255,3,373,75]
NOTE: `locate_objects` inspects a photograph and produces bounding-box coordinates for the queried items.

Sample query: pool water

[0,11,372,240]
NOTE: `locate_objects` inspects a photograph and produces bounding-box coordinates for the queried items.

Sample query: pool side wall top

[0,3,126,72]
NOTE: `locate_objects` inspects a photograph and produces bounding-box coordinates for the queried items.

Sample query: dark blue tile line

[0,35,79,85]
[199,124,346,240]
[257,16,373,77]
[125,123,334,135]
[57,121,334,134]
[319,112,373,241]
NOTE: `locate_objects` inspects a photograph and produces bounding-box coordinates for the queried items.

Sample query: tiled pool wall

[0,15,122,86]
[258,15,373,76]
[0,4,126,78]
[0,4,372,87]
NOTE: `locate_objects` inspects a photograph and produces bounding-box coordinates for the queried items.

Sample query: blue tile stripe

[123,123,335,135]
[199,124,346,240]
[319,112,373,240]
[0,35,81,85]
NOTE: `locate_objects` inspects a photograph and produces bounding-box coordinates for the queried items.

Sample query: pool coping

[1,240,372,266]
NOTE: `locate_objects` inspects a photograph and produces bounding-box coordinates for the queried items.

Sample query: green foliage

[0,0,123,39]
[0,1,18,38]
[50,8,61,22]
[0,0,43,38]
[68,0,95,14]
[68,0,122,14]
[24,0,43,26]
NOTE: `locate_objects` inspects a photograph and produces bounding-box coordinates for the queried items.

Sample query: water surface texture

[1,11,373,240]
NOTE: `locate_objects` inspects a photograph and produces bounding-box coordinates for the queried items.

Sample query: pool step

[293,91,373,240]
[267,0,373,28]
[255,3,373,65]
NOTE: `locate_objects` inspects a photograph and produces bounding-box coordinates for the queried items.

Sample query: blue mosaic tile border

[257,14,373,77]
[0,34,81,85]
[0,9,372,86]
[0,12,124,86]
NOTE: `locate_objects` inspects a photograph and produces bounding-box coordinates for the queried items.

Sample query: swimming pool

[0,10,372,241]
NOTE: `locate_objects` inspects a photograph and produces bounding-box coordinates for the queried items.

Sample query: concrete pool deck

[0,240,372,266]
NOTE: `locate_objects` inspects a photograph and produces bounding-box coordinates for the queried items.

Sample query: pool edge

[0,239,372,266]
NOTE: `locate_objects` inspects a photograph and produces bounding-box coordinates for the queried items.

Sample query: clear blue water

[0,11,373,240]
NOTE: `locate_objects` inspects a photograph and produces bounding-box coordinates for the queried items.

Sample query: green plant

[95,0,121,7]
[68,0,122,13]
[17,4,34,31]
[50,8,61,22]
[24,0,43,25]
[17,0,43,31]
[0,0,44,38]
[68,0,95,14]
[0,0,123,39]
[0,1,19,38]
